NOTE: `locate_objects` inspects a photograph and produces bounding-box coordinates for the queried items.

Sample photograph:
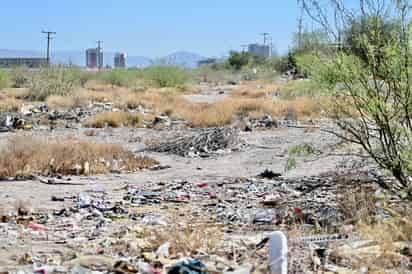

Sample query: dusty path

[182,84,232,103]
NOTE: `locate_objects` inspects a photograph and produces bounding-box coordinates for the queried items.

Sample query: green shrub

[25,66,79,101]
[285,143,318,171]
[66,67,94,87]
[0,69,10,90]
[281,79,326,99]
[302,0,412,191]
[9,66,31,88]
[143,66,188,88]
[99,68,136,87]
[268,55,292,74]
[289,143,317,157]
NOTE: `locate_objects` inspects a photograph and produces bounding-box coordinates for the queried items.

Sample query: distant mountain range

[0,49,205,69]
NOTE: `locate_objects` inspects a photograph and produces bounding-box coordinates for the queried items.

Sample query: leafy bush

[268,55,292,74]
[285,143,317,171]
[302,0,412,192]
[99,68,135,87]
[343,15,401,67]
[143,66,188,88]
[226,51,266,71]
[0,69,10,90]
[25,66,80,101]
[66,67,94,87]
[281,79,326,99]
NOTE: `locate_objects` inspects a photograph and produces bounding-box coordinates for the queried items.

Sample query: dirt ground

[1,84,406,274]
[0,126,346,211]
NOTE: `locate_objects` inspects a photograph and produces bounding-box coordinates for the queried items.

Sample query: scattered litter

[258,169,282,179]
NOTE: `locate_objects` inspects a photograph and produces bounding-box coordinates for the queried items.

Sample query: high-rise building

[86,48,103,69]
[248,44,271,59]
[114,53,126,68]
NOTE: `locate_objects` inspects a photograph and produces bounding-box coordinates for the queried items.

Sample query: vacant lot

[0,68,409,274]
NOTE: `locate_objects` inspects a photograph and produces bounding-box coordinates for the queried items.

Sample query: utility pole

[297,0,304,49]
[97,40,103,70]
[260,32,270,45]
[42,31,56,66]
[269,37,273,58]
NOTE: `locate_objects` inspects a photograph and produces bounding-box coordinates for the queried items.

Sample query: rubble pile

[147,127,242,157]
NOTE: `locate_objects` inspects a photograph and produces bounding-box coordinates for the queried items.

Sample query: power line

[42,31,56,66]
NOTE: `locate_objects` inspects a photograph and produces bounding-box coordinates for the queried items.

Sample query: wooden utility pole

[42,31,56,66]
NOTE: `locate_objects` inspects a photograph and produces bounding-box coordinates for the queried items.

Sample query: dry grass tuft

[171,97,324,127]
[0,136,157,177]
[0,97,23,112]
[46,95,76,109]
[150,221,223,257]
[231,82,280,98]
[331,211,412,272]
[332,186,412,272]
[84,111,141,128]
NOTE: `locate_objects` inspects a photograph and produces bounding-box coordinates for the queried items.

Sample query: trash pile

[1,169,408,273]
[147,127,243,157]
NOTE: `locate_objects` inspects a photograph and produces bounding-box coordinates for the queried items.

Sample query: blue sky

[2,1,308,57]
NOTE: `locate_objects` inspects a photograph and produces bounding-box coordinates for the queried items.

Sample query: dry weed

[0,136,157,177]
[150,222,223,257]
[0,97,23,112]
[172,97,324,127]
[332,187,412,272]
[231,82,280,98]
[46,95,76,109]
[84,111,141,128]
[337,185,377,224]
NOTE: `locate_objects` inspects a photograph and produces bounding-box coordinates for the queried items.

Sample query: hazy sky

[0,0,353,57]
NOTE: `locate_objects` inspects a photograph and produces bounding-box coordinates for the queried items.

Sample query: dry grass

[231,82,280,98]
[0,97,23,112]
[150,221,223,257]
[0,136,157,177]
[8,80,328,128]
[0,88,30,99]
[330,209,412,273]
[332,186,412,273]
[46,95,76,109]
[172,97,325,127]
[84,111,141,128]
[111,88,325,127]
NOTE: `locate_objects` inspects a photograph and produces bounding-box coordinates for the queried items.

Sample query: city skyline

[0,0,305,58]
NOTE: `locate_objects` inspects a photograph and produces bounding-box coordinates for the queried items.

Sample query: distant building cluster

[85,49,127,69]
[0,58,47,68]
[248,43,271,59]
[86,48,103,69]
[114,53,126,68]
